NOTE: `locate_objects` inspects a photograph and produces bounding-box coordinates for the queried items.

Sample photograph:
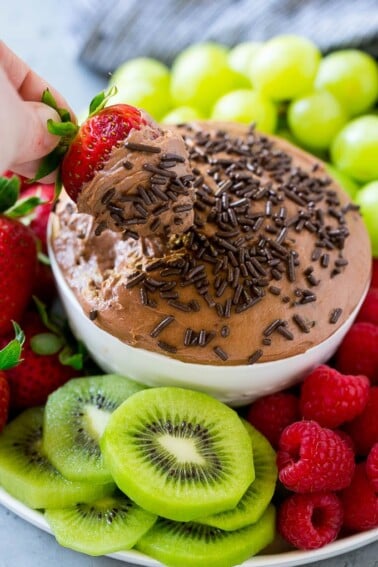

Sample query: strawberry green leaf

[37,250,51,266]
[47,120,79,137]
[33,296,62,336]
[88,86,118,117]
[54,168,62,201]
[29,145,67,183]
[42,89,72,122]
[7,195,46,218]
[0,322,25,370]
[31,332,64,355]
[59,346,84,370]
[0,176,20,213]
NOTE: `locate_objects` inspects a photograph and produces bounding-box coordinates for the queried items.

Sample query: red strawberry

[21,183,54,252]
[0,176,38,335]
[33,262,56,305]
[336,322,378,384]
[356,289,378,327]
[0,310,80,409]
[56,102,147,202]
[0,216,37,336]
[0,371,10,432]
[371,259,378,289]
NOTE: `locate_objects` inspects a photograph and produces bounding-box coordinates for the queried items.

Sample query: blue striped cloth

[71,0,378,74]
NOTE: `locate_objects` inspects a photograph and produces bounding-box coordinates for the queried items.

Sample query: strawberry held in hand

[37,88,195,239]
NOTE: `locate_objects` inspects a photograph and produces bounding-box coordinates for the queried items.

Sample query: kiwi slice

[136,504,276,567]
[45,489,157,556]
[101,387,254,522]
[0,407,115,509]
[197,420,277,530]
[43,374,145,483]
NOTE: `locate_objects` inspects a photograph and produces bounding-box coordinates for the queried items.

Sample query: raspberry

[356,289,378,327]
[247,392,300,449]
[340,463,378,532]
[344,387,378,456]
[277,420,355,492]
[278,492,343,550]
[366,443,378,491]
[336,322,378,384]
[299,365,370,428]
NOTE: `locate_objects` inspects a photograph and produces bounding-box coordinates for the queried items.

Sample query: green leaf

[0,322,25,370]
[37,250,51,266]
[59,346,83,370]
[30,332,64,355]
[54,169,62,201]
[47,119,78,137]
[7,195,46,218]
[33,296,62,335]
[88,86,118,117]
[0,176,20,213]
[29,145,66,183]
[42,89,72,122]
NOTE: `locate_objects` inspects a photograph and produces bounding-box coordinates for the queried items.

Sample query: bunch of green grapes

[107,36,378,254]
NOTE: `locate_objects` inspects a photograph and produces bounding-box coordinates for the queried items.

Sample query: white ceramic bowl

[49,239,368,406]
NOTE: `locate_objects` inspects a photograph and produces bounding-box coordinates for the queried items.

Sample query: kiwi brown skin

[101,387,255,521]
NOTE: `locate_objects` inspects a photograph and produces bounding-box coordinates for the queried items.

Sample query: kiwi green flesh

[136,504,276,567]
[45,490,157,556]
[43,375,145,483]
[101,387,254,522]
[197,421,277,530]
[0,408,115,509]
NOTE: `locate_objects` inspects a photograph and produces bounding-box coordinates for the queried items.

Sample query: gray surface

[0,1,377,566]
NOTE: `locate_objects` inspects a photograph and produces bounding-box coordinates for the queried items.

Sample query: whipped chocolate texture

[52,122,371,366]
[76,124,195,239]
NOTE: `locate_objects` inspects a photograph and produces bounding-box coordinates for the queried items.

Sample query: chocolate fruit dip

[51,122,371,366]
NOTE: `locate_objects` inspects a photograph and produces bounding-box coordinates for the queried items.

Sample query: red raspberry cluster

[247,270,378,551]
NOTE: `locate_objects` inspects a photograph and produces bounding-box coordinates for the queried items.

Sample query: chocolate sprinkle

[213,346,228,361]
[157,340,177,354]
[150,315,175,338]
[329,308,343,324]
[125,142,161,153]
[248,350,263,364]
[89,310,98,321]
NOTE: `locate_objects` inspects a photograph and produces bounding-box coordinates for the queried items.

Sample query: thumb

[13,100,61,165]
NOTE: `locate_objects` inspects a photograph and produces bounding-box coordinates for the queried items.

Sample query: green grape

[315,50,378,117]
[171,43,248,115]
[331,116,378,182]
[288,91,347,150]
[161,106,203,124]
[249,35,321,101]
[211,90,277,133]
[109,57,172,120]
[228,42,262,80]
[325,163,359,200]
[355,182,378,257]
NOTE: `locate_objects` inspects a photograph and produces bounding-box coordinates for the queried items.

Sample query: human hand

[0,41,75,181]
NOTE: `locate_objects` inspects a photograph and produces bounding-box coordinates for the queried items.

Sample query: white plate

[1,487,377,567]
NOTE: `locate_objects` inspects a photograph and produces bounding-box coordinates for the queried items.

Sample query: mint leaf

[0,322,25,370]
[0,176,20,213]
